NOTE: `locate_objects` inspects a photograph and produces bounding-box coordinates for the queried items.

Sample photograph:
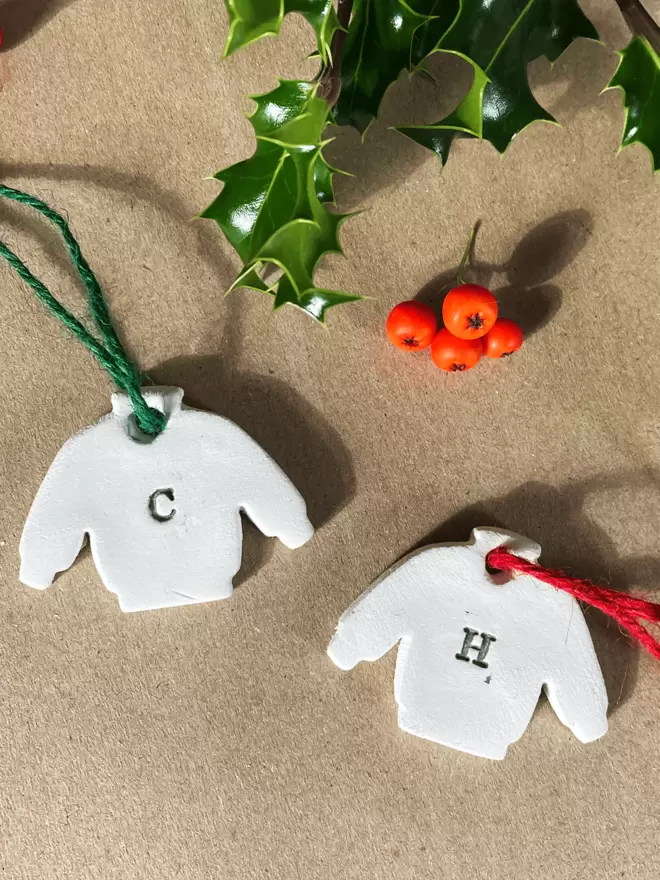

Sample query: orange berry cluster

[386,284,523,372]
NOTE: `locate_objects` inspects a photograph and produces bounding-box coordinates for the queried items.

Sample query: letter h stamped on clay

[455,627,497,668]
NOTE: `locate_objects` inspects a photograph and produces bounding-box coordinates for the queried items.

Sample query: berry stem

[456,220,480,285]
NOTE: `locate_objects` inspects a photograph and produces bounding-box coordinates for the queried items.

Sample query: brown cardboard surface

[0,1,659,877]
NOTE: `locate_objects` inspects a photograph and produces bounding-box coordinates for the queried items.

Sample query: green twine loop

[0,184,166,436]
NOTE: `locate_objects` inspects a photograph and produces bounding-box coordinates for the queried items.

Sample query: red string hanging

[486,547,660,661]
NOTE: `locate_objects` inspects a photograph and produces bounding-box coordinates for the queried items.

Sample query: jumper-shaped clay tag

[20,387,314,612]
[328,528,608,759]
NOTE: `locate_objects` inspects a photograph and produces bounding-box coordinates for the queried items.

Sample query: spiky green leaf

[201,80,360,322]
[608,35,660,173]
[333,0,433,132]
[223,0,341,62]
[410,0,461,65]
[399,0,598,162]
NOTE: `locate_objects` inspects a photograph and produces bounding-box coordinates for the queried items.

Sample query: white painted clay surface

[328,527,608,759]
[20,387,314,612]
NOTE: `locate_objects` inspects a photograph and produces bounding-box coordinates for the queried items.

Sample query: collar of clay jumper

[470,527,542,564]
[111,386,185,420]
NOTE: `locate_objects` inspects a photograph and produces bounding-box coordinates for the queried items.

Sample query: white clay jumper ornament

[328,527,608,759]
[20,387,314,612]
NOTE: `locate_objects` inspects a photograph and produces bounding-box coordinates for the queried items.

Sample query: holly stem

[614,0,660,53]
[456,220,480,285]
[318,0,354,107]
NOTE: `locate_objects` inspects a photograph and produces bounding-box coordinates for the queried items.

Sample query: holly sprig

[398,0,599,161]
[209,0,660,323]
[200,80,361,322]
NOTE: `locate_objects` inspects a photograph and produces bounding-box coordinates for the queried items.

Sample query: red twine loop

[487,547,660,661]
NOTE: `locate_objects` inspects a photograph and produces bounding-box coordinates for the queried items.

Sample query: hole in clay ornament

[485,555,513,587]
[126,413,162,444]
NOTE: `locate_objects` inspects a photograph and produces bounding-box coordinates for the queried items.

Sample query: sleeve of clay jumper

[233,429,314,550]
[19,435,90,589]
[328,553,424,670]
[543,600,609,744]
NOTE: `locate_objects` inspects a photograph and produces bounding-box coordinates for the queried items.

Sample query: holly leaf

[397,0,598,162]
[201,80,361,323]
[223,0,341,62]
[411,0,461,65]
[333,0,433,132]
[607,36,660,173]
[397,66,488,163]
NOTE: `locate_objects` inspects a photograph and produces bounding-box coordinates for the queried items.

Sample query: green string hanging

[0,184,166,436]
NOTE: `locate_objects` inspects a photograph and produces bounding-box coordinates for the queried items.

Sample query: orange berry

[430,329,483,372]
[482,319,524,358]
[386,301,437,351]
[442,284,498,340]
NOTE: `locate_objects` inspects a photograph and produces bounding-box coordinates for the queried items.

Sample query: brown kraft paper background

[0,0,659,877]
